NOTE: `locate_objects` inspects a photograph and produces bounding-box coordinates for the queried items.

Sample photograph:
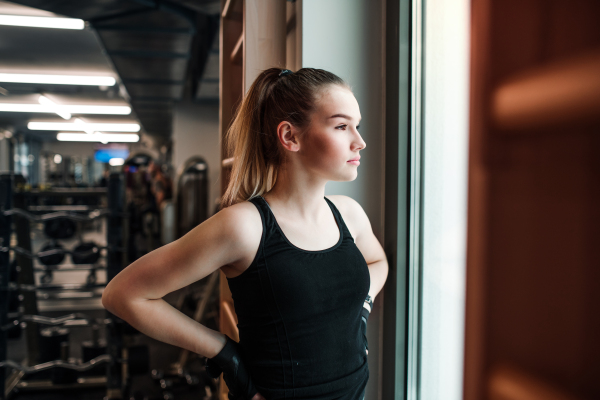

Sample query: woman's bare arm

[101,205,255,358]
[344,196,389,299]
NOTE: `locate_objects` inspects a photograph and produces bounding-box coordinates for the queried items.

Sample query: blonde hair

[220,67,349,209]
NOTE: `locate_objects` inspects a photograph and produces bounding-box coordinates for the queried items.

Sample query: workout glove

[205,335,258,400]
[361,295,373,352]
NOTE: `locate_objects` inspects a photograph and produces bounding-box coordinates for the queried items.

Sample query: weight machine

[0,172,149,399]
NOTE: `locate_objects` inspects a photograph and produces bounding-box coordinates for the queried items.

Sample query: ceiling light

[74,118,95,134]
[0,73,115,86]
[0,103,131,115]
[109,158,125,166]
[57,133,140,143]
[28,121,140,132]
[0,15,84,30]
[59,105,130,114]
[39,95,70,120]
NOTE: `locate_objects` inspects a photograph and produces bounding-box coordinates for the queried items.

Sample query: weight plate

[39,242,65,266]
[72,241,100,264]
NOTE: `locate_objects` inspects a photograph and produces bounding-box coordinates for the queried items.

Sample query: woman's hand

[206,335,262,400]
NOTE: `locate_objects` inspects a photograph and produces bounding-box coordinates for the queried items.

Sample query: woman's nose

[354,131,366,150]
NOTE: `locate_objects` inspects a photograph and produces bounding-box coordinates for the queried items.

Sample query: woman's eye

[335,124,359,131]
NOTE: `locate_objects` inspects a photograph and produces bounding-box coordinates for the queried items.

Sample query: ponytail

[220,67,349,209]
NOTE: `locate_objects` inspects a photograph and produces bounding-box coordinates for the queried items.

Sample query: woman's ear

[276,120,301,152]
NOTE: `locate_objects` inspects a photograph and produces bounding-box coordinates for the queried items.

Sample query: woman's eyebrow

[328,113,361,122]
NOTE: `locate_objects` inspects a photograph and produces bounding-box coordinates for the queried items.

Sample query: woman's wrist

[203,331,228,358]
[205,335,258,399]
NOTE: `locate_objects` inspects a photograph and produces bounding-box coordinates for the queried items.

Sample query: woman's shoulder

[325,194,367,217]
[219,199,264,240]
[324,195,360,240]
[218,199,264,278]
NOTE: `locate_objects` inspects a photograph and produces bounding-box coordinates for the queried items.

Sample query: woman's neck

[263,166,330,221]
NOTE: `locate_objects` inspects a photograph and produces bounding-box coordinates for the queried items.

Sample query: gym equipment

[8,260,21,313]
[71,241,101,264]
[6,322,22,340]
[39,326,70,362]
[43,217,76,239]
[86,269,97,285]
[52,341,79,384]
[38,241,64,284]
[8,290,21,313]
[40,271,54,285]
[0,173,156,400]
[151,368,200,387]
[0,354,111,374]
[175,156,209,238]
[80,324,107,377]
[9,259,19,283]
[35,326,70,381]
[161,200,175,244]
[38,241,65,266]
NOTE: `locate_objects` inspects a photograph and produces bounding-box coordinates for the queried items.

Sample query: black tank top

[226,195,370,400]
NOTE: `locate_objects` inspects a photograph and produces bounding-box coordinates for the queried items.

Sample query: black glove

[205,335,258,400]
[360,295,373,352]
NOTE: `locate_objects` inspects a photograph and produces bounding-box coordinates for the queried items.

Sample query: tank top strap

[249,195,355,244]
[248,195,279,240]
[324,196,354,242]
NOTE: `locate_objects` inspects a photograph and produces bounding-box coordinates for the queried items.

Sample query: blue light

[95,148,129,163]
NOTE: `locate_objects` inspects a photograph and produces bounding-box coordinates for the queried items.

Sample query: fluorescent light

[0,103,131,115]
[109,158,125,166]
[0,15,84,30]
[74,118,95,134]
[0,73,115,86]
[29,121,140,132]
[57,133,139,143]
[58,105,130,114]
[39,95,70,120]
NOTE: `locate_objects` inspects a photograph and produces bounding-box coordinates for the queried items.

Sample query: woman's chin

[334,172,359,182]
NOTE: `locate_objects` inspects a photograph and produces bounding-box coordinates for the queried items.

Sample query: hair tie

[279,69,293,77]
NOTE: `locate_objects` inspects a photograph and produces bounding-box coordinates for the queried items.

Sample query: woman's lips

[347,160,360,165]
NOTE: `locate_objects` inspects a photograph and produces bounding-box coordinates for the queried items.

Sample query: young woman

[102,68,389,400]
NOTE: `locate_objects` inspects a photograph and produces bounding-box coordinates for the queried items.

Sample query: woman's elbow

[101,286,118,314]
[102,281,131,316]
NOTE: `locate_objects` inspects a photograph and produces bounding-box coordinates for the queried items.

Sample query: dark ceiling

[3,0,220,144]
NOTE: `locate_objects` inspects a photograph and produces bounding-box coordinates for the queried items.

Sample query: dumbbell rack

[0,172,141,400]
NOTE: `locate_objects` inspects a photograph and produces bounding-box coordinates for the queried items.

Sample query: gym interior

[1,1,599,400]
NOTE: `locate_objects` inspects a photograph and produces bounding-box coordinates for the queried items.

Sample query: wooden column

[464,1,600,399]
[218,1,297,399]
[243,0,287,93]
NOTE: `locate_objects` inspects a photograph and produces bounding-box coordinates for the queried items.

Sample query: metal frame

[406,0,424,398]
[105,173,128,399]
[0,174,13,399]
[381,0,424,398]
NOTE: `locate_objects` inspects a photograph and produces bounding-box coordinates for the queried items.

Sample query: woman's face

[298,85,366,181]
